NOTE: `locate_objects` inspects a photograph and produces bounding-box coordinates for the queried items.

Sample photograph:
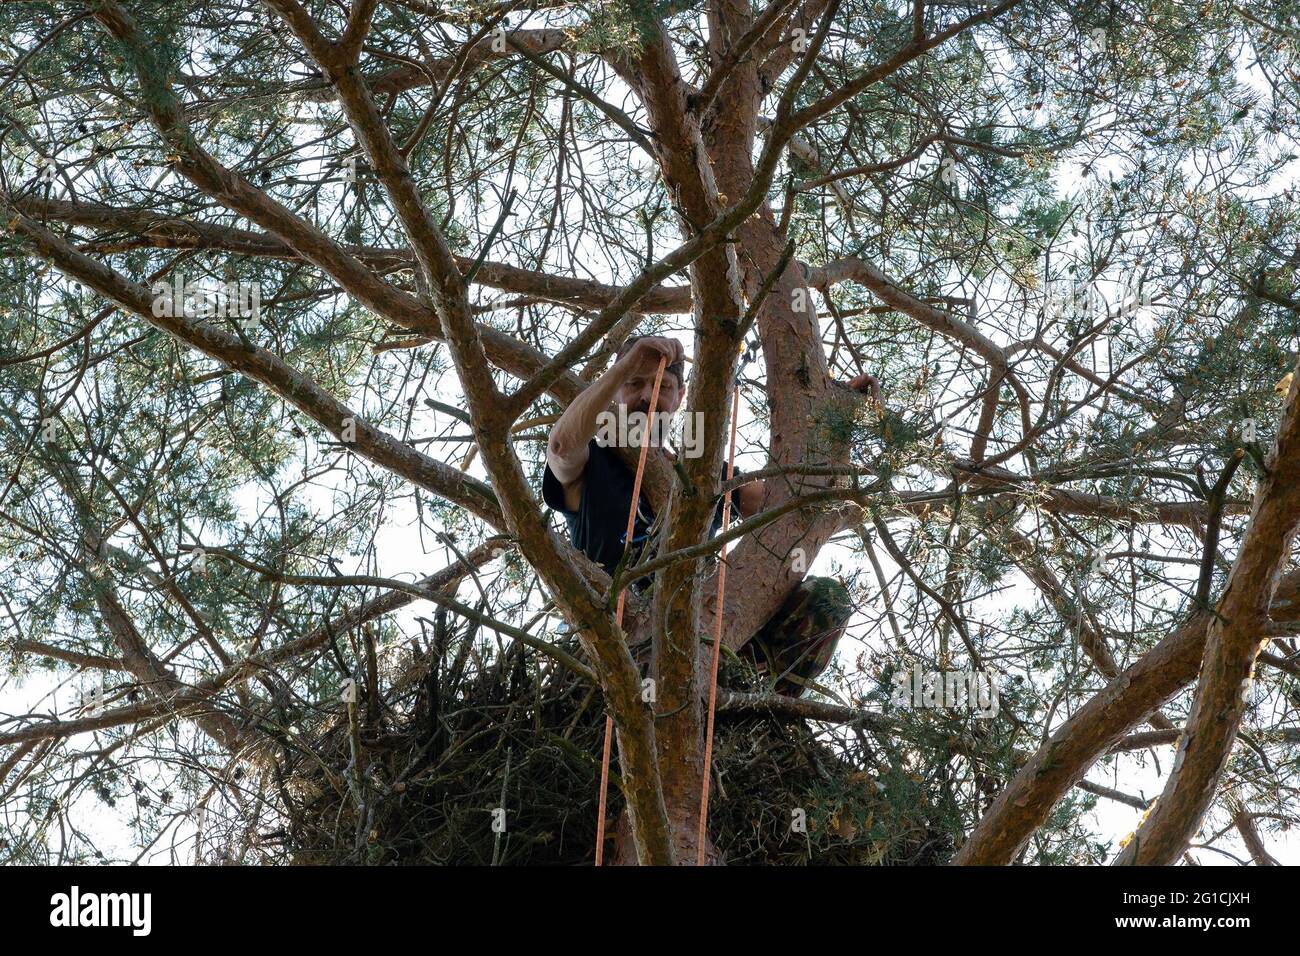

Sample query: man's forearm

[735,478,766,519]
[546,359,630,474]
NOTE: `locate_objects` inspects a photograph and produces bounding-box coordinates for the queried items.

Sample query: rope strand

[594,354,668,867]
[697,379,741,865]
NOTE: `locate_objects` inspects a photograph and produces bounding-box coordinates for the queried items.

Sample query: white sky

[5,7,1299,867]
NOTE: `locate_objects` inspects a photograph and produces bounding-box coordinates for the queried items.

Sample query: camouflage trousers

[738,576,852,698]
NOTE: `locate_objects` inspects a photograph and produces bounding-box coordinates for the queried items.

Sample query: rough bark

[952,568,1300,865]
[1113,371,1300,865]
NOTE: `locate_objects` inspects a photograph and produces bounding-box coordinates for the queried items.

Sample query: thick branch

[1115,376,1300,865]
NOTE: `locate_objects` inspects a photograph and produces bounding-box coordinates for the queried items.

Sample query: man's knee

[780,572,852,632]
[743,575,854,696]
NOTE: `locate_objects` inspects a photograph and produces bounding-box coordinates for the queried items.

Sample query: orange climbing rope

[698,377,741,865]
[594,354,668,867]
[593,348,747,866]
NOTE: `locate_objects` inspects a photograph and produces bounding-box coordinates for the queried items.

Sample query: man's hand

[845,372,881,403]
[619,335,685,379]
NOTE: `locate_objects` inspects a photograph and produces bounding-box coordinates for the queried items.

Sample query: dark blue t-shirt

[543,439,733,589]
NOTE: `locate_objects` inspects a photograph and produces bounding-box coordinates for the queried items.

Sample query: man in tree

[544,333,874,696]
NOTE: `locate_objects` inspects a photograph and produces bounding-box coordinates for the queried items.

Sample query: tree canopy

[2,0,1300,865]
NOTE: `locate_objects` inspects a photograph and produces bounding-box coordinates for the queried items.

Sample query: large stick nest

[271,615,960,865]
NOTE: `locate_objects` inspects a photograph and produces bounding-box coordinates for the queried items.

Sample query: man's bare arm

[734,479,765,519]
[545,336,684,505]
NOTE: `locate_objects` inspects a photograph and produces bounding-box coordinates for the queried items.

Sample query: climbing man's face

[618,369,684,421]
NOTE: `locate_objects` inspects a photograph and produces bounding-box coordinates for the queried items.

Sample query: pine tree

[2,0,1299,866]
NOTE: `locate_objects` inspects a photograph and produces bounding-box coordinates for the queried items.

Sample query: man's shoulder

[586,438,632,473]
[543,438,601,514]
[544,438,604,481]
